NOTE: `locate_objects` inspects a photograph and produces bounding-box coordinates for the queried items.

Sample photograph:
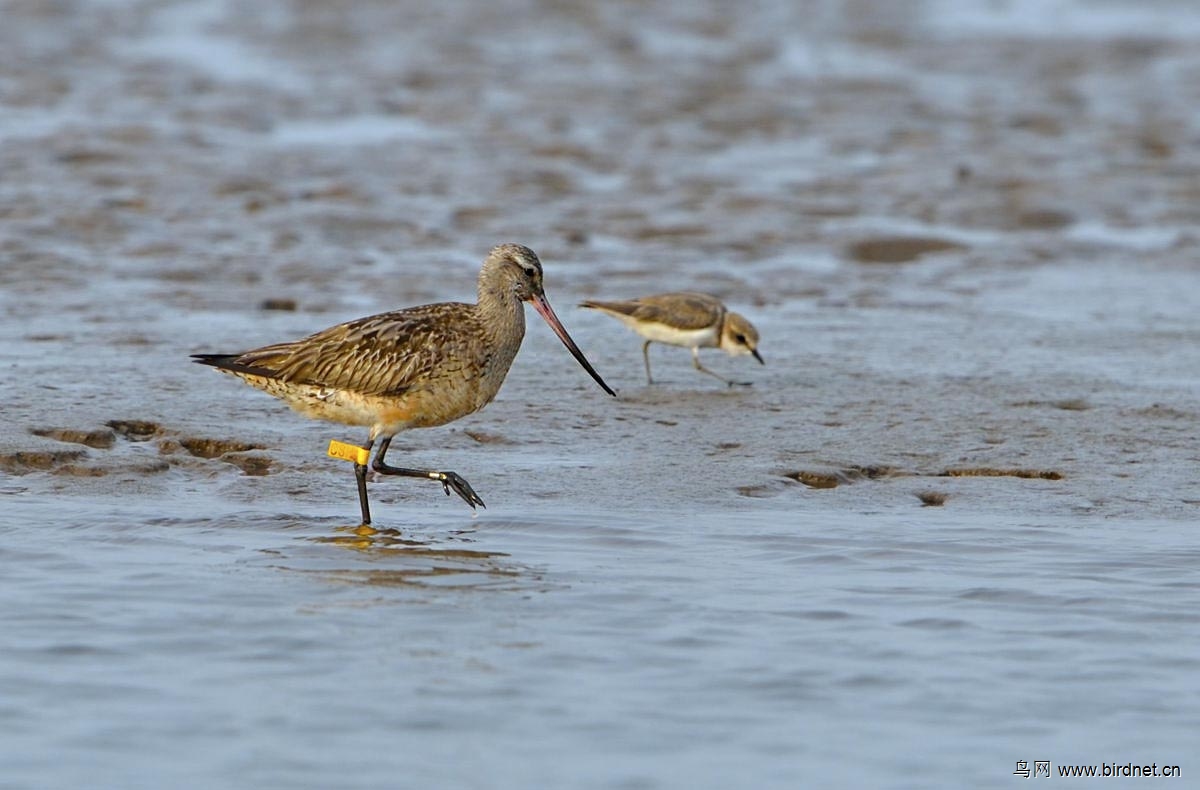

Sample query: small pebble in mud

[917,491,948,507]
[1014,208,1075,230]
[179,437,267,459]
[941,467,1064,480]
[223,454,272,476]
[1010,398,1091,411]
[53,464,109,478]
[30,427,116,449]
[841,465,901,480]
[786,466,905,488]
[462,430,515,445]
[107,420,161,441]
[55,147,121,165]
[786,471,840,489]
[0,449,87,474]
[846,236,967,264]
[259,298,297,311]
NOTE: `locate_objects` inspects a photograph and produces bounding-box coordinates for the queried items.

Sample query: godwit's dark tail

[190,353,280,379]
[191,353,238,369]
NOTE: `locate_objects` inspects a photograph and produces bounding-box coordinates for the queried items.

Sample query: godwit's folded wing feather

[229,303,481,397]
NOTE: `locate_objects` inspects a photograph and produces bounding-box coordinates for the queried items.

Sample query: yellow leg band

[327,439,371,466]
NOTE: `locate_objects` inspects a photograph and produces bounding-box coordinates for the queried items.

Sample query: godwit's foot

[371,436,486,510]
[376,463,484,506]
[372,459,486,510]
[435,471,487,510]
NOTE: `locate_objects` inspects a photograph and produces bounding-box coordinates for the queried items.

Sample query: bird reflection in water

[306,524,523,590]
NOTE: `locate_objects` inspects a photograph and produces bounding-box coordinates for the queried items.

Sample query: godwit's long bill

[580,291,763,386]
[193,243,614,525]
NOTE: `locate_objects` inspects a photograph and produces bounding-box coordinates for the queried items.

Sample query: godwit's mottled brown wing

[584,292,724,330]
[223,302,484,396]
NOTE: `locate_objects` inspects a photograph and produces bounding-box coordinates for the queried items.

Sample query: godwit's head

[719,312,764,365]
[482,243,545,302]
[483,243,616,397]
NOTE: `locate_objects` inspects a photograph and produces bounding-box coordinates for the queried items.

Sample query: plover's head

[719,312,763,364]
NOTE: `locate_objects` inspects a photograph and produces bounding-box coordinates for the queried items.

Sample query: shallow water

[3,497,1198,789]
[3,0,1200,787]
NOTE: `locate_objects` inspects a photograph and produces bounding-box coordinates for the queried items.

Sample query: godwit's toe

[438,471,486,510]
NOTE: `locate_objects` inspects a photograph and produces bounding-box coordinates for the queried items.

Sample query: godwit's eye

[522,266,537,277]
[735,334,747,344]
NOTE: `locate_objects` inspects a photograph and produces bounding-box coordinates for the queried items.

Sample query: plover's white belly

[616,315,719,349]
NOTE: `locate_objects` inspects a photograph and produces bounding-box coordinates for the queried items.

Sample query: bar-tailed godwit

[580,292,763,386]
[194,243,614,525]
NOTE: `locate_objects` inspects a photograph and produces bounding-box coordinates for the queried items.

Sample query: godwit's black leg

[371,436,486,510]
[354,441,373,525]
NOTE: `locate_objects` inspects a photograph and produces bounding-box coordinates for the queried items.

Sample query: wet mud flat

[4,254,1196,523]
[2,1,1200,788]
[2,1,1197,524]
